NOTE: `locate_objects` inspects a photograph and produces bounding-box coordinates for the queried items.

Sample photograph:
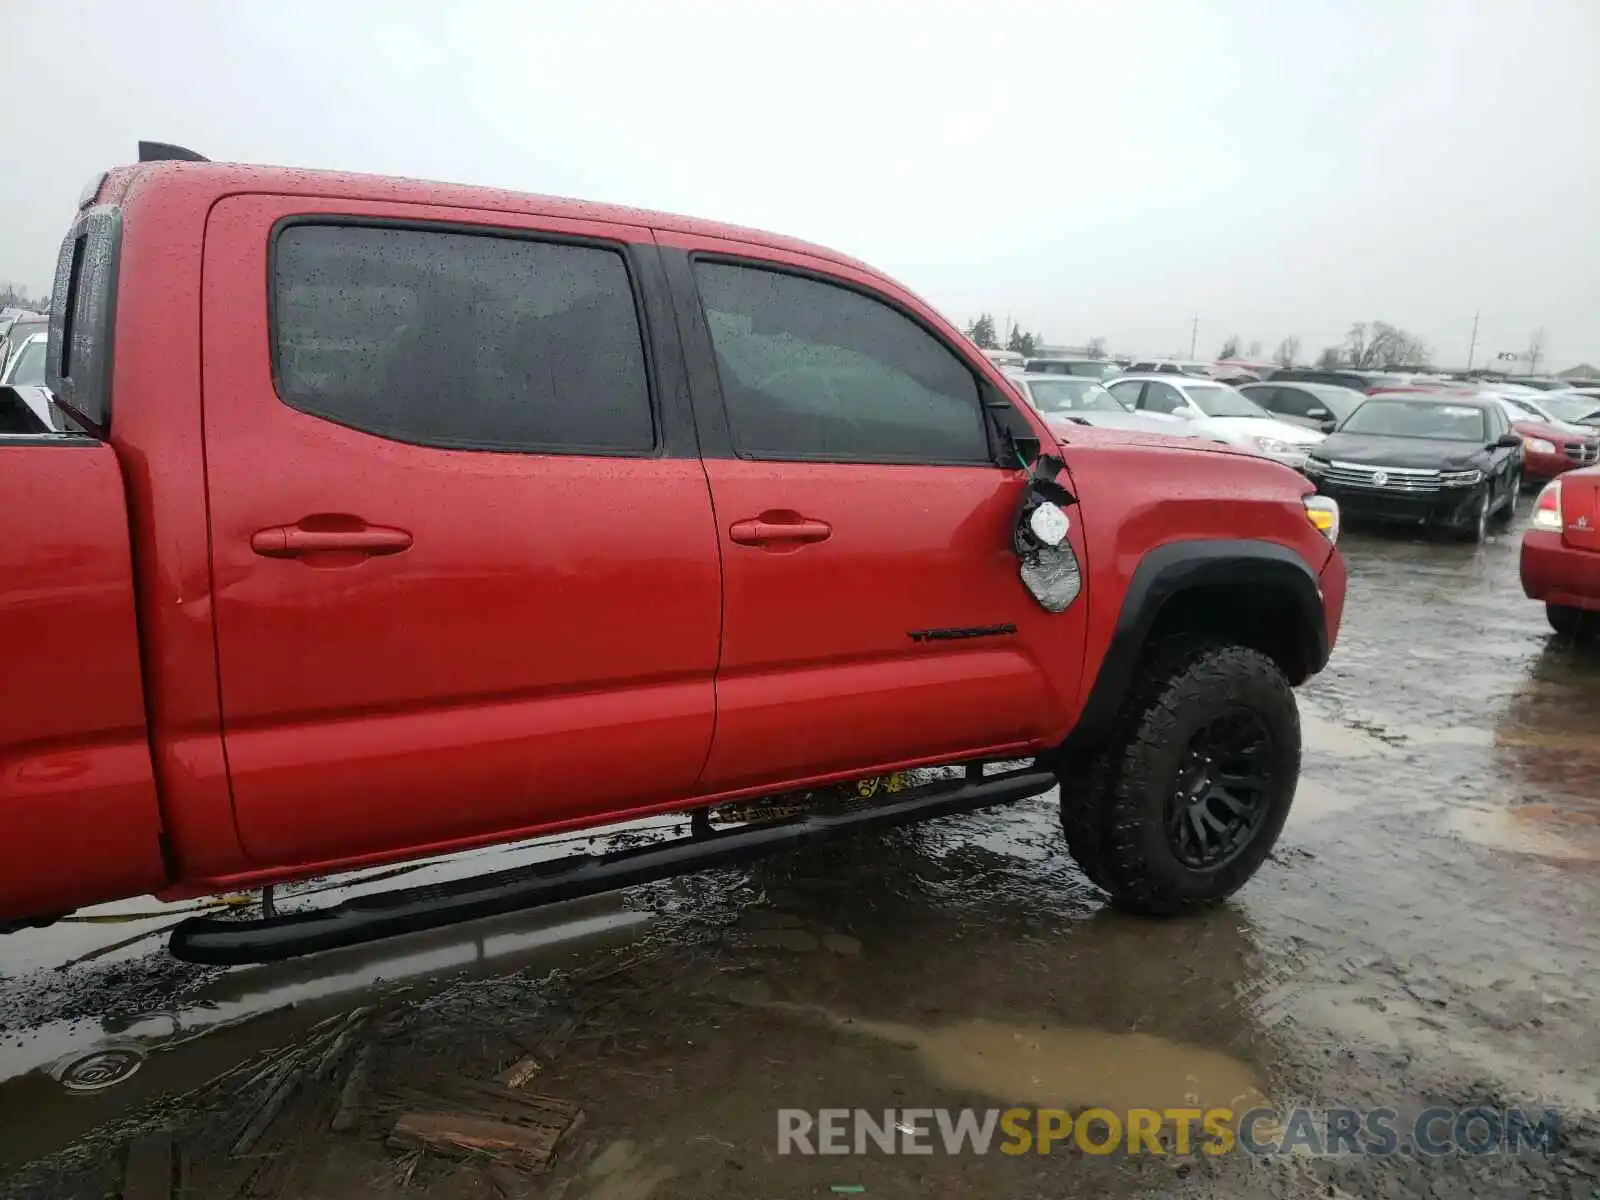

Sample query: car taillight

[1530,480,1563,532]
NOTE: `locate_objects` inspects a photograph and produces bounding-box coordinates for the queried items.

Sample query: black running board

[169,765,1055,965]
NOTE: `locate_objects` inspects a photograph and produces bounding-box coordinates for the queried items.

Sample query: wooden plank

[390,1112,560,1170]
[496,1055,542,1090]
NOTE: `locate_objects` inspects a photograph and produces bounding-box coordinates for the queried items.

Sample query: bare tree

[1247,340,1262,358]
[1345,320,1430,369]
[1218,334,1242,360]
[1527,328,1548,375]
[1275,336,1301,368]
[1085,335,1107,358]
[1316,345,1343,369]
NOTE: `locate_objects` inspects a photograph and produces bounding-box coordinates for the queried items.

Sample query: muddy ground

[3,503,1598,1200]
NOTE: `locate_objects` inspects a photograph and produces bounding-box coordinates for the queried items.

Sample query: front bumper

[1310,479,1487,527]
[1520,529,1600,609]
[1522,449,1583,483]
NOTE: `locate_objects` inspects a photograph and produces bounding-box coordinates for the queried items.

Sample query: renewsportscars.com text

[776,1106,1562,1158]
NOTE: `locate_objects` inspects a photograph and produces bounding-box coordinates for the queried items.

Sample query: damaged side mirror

[1012,454,1082,614]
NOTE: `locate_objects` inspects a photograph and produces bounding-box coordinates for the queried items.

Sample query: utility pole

[1188,313,1199,359]
[1466,310,1479,371]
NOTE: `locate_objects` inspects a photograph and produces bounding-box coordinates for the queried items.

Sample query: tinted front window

[694,262,987,463]
[273,224,654,454]
[1141,382,1186,413]
[1340,400,1487,441]
[1307,386,1364,419]
[1024,379,1123,413]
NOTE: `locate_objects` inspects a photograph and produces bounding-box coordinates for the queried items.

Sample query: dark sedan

[1302,395,1524,543]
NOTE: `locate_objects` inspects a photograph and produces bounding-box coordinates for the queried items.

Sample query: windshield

[1185,383,1271,418]
[1025,378,1124,413]
[1494,396,1551,423]
[1341,399,1488,441]
[6,338,47,386]
[1538,393,1600,424]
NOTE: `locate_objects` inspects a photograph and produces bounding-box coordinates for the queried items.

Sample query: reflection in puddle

[1448,804,1600,864]
[751,1001,1267,1113]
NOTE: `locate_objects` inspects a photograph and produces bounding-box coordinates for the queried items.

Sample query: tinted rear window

[272,223,654,455]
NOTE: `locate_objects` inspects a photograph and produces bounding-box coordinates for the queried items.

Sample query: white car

[0,331,61,434]
[1007,373,1205,439]
[1105,374,1325,470]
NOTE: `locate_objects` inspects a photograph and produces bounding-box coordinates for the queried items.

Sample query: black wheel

[1460,489,1491,543]
[1057,640,1300,915]
[1547,604,1596,640]
[1493,471,1519,523]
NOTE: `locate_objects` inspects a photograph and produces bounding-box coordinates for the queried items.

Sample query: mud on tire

[1058,640,1300,915]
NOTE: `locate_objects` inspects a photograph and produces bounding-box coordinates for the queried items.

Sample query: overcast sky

[6,0,1597,368]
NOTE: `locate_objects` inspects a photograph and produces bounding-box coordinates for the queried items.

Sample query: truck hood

[1311,432,1490,470]
[1044,419,1251,458]
[1046,409,1196,438]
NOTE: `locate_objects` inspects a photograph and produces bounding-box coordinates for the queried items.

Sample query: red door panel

[202,195,721,865]
[658,232,1088,790]
[699,458,1074,789]
[0,442,167,920]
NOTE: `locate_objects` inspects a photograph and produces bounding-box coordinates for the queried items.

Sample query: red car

[0,141,1346,962]
[1522,466,1600,638]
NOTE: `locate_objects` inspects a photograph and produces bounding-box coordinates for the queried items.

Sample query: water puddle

[0,895,652,1170]
[742,999,1268,1113]
[1447,804,1600,864]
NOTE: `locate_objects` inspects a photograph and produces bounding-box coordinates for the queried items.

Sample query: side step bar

[169,765,1055,965]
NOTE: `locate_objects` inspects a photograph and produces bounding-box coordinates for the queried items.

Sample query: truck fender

[1061,538,1328,758]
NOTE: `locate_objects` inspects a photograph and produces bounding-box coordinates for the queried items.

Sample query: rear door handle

[728,517,833,546]
[251,523,413,558]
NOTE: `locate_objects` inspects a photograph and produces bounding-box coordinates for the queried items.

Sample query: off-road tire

[1547,603,1596,640]
[1058,640,1300,915]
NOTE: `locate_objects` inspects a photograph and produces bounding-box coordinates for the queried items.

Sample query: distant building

[1558,363,1599,379]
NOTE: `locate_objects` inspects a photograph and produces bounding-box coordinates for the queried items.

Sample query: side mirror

[1496,433,1523,449]
[1173,407,1197,420]
[1307,407,1329,419]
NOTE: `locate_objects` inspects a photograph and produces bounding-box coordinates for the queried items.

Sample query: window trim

[266,215,664,458]
[686,251,1002,468]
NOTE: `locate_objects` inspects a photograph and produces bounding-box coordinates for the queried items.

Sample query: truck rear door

[201,197,721,867]
[657,233,1087,791]
[0,428,166,922]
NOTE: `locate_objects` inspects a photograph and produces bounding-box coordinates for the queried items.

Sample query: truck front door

[658,234,1089,792]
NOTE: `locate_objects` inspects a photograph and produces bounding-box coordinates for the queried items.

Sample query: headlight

[1439,468,1483,487]
[1530,480,1563,531]
[1304,494,1340,545]
[1253,436,1295,456]
[1524,437,1557,455]
[1303,457,1329,476]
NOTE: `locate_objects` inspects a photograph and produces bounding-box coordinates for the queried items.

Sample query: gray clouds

[4,0,1596,366]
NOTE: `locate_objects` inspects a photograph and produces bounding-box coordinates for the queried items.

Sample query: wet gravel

[2,501,1598,1200]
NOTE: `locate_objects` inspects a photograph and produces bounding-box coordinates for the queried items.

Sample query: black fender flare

[1060,539,1328,758]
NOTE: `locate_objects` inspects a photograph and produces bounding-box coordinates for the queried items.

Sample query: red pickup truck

[0,143,1346,963]
[1522,467,1600,638]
